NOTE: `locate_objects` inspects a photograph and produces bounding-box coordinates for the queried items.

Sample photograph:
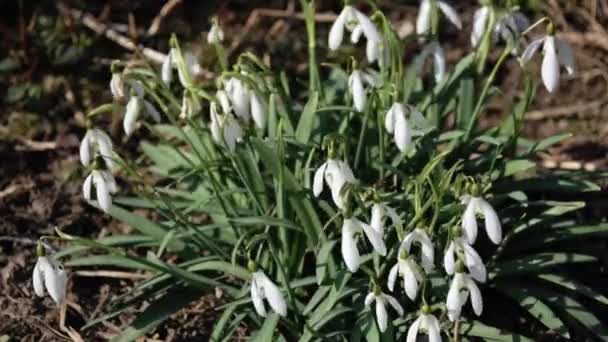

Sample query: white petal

[556,38,575,75]
[93,171,112,213]
[478,198,502,244]
[123,97,141,136]
[467,277,483,316]
[161,54,173,85]
[438,1,462,29]
[521,37,544,63]
[128,80,145,98]
[354,9,381,42]
[417,231,435,273]
[82,173,93,202]
[376,299,388,332]
[364,292,375,306]
[250,277,267,317]
[261,274,287,317]
[387,264,399,292]
[101,171,118,194]
[366,39,380,63]
[432,43,446,82]
[360,221,387,256]
[385,294,404,316]
[79,132,92,167]
[542,36,560,93]
[250,92,266,130]
[313,162,328,197]
[32,258,48,297]
[462,242,487,283]
[406,316,421,342]
[94,129,115,172]
[462,200,479,244]
[426,314,442,342]
[228,79,250,120]
[416,0,431,35]
[443,241,456,275]
[341,219,361,272]
[384,103,397,133]
[447,275,464,321]
[45,262,67,305]
[329,7,348,50]
[370,203,385,234]
[217,90,232,114]
[349,71,366,112]
[110,74,124,99]
[350,25,363,44]
[403,264,419,301]
[471,7,489,47]
[394,112,412,152]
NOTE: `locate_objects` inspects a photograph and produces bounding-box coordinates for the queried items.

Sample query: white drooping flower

[80,128,116,172]
[209,102,243,152]
[163,49,201,88]
[444,237,487,283]
[415,41,447,82]
[471,6,530,48]
[110,73,125,99]
[123,81,162,136]
[348,69,375,112]
[446,272,483,321]
[341,217,387,272]
[207,22,225,44]
[83,169,118,213]
[224,77,251,121]
[364,290,404,332]
[32,256,67,305]
[387,251,424,301]
[384,102,429,152]
[161,51,174,85]
[416,0,462,37]
[249,91,266,130]
[402,228,435,273]
[521,34,574,93]
[407,311,442,342]
[329,5,382,63]
[313,159,356,209]
[461,195,502,244]
[370,202,402,236]
[250,270,287,317]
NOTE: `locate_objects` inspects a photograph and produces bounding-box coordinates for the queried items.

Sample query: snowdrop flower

[471,6,530,48]
[163,49,201,88]
[313,159,356,209]
[80,128,116,172]
[348,69,374,112]
[384,103,429,152]
[329,5,381,63]
[224,77,251,121]
[33,255,67,305]
[416,0,462,37]
[250,270,287,317]
[110,73,125,99]
[416,41,446,82]
[83,169,118,213]
[341,217,386,272]
[250,91,266,130]
[407,309,442,342]
[161,50,174,85]
[446,271,483,321]
[521,33,574,93]
[370,202,402,236]
[364,289,404,332]
[209,103,243,152]
[387,250,424,301]
[444,237,486,283]
[402,228,435,273]
[207,22,224,44]
[123,82,161,136]
[461,195,502,244]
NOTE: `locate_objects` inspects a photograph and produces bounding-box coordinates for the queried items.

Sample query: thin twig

[147,0,182,36]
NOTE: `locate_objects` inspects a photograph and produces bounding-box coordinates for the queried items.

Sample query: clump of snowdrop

[521,25,574,93]
[384,102,429,152]
[461,194,502,244]
[407,307,442,342]
[32,244,67,306]
[416,0,462,37]
[365,287,404,332]
[446,268,483,321]
[329,5,381,63]
[341,216,386,272]
[249,263,287,317]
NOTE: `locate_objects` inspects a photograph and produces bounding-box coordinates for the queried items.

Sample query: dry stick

[56,2,166,64]
[147,0,183,36]
[74,270,150,280]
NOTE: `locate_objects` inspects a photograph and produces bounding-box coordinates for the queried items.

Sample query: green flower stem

[300,0,321,96]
